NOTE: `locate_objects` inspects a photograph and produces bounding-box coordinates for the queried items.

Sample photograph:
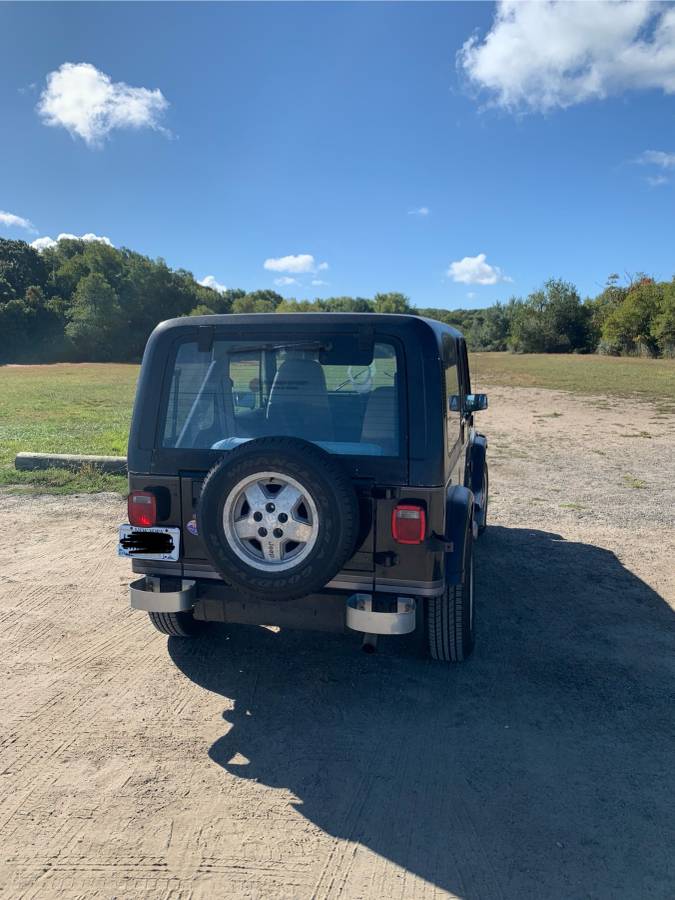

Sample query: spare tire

[197,437,360,601]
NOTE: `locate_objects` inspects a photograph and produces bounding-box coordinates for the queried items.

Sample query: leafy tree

[0,285,64,363]
[653,280,675,356]
[602,278,663,356]
[466,302,513,351]
[189,303,217,316]
[586,276,629,353]
[509,279,591,353]
[0,240,47,302]
[276,299,320,312]
[321,296,374,313]
[373,292,412,314]
[66,272,124,360]
[245,290,284,308]
[232,296,275,314]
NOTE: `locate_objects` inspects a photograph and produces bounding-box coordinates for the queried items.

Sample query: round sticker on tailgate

[186,518,198,535]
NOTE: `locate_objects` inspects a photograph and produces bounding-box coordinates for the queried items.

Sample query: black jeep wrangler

[119,313,488,662]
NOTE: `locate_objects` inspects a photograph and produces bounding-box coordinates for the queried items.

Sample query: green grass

[0,465,127,495]
[471,352,675,401]
[0,363,138,494]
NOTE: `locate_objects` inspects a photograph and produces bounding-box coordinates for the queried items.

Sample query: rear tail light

[392,504,426,545]
[128,491,157,527]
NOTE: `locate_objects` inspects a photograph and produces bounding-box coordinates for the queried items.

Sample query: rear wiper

[229,341,330,354]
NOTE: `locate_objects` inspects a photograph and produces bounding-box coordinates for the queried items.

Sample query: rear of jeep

[119,313,486,662]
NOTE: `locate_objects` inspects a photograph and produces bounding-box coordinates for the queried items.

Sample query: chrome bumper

[129,576,196,613]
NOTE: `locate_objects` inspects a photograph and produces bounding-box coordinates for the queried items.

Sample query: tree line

[1,237,673,363]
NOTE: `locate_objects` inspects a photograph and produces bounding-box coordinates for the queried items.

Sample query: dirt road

[1,386,674,899]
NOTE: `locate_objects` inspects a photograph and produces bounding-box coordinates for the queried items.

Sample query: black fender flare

[444,484,474,585]
[469,433,488,496]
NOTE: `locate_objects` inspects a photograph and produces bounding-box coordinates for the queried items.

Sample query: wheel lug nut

[266,502,276,513]
[278,512,288,523]
[253,512,263,522]
[273,528,283,538]
[258,527,268,537]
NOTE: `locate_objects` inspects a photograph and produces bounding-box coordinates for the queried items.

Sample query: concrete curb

[15,452,128,475]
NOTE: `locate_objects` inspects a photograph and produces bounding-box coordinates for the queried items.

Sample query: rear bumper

[129,575,420,635]
[131,559,443,597]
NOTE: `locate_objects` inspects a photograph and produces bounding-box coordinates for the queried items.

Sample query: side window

[443,335,462,449]
[163,342,215,446]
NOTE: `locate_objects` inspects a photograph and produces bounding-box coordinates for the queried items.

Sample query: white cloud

[311,279,329,286]
[458,1,675,113]
[37,62,169,146]
[274,276,300,287]
[198,275,227,293]
[448,253,511,285]
[466,291,476,299]
[30,232,113,252]
[636,150,675,169]
[30,236,58,251]
[264,254,328,274]
[0,210,36,232]
[646,174,669,187]
[633,149,675,186]
[408,206,430,216]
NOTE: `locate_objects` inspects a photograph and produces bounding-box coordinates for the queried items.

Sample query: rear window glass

[161,336,401,456]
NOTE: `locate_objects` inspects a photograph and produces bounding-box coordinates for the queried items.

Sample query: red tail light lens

[128,491,157,527]
[392,504,426,545]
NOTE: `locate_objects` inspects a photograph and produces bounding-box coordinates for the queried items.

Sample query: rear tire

[148,610,203,637]
[426,528,475,662]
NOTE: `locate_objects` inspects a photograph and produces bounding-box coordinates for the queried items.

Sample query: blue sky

[1,1,675,309]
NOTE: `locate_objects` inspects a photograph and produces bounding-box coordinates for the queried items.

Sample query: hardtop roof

[153,312,464,342]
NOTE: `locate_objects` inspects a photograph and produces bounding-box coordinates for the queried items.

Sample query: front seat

[266,357,334,442]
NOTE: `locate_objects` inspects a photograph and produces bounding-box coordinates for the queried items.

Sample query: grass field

[471,352,675,401]
[0,352,673,493]
[0,364,138,494]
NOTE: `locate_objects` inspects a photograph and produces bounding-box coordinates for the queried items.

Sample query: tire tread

[148,610,201,637]
[426,529,474,663]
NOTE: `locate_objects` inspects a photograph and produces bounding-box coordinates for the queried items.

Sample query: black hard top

[130,312,466,485]
[151,311,462,343]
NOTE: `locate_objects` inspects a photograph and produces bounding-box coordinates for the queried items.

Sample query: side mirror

[234,390,256,410]
[449,394,461,413]
[464,393,488,413]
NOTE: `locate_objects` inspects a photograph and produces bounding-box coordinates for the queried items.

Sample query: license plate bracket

[118,525,181,561]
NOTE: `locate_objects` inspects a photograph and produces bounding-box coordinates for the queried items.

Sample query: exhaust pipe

[361,633,378,654]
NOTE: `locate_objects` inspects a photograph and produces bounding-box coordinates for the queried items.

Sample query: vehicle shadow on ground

[169,526,675,899]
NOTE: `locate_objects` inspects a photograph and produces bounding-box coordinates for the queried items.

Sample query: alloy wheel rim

[222,471,319,572]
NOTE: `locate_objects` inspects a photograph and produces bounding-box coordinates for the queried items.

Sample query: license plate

[118,525,180,561]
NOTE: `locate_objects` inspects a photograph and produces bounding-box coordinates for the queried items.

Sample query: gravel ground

[0,385,673,899]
